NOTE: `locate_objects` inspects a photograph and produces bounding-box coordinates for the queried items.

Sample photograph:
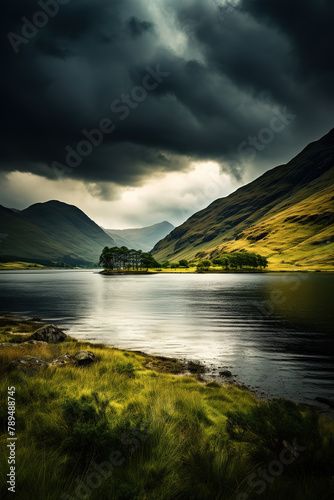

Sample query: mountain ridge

[152,129,334,270]
[0,200,174,266]
[0,200,117,266]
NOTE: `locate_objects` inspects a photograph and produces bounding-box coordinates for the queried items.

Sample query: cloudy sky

[1,0,333,228]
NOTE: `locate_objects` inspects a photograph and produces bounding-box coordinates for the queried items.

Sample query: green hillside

[152,129,334,271]
[0,201,116,266]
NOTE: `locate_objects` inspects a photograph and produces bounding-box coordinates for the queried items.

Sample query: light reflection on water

[0,270,333,405]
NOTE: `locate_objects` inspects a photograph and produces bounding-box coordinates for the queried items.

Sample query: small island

[99,246,268,274]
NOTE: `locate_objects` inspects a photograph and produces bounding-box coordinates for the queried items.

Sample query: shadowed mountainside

[0,200,116,266]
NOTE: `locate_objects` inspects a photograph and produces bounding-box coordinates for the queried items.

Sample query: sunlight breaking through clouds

[1,162,239,228]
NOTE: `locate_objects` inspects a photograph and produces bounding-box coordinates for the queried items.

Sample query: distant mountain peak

[26,200,81,211]
[103,220,175,252]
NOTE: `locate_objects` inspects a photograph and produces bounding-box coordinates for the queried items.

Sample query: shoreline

[1,312,333,415]
[1,313,334,498]
[0,312,236,380]
[1,265,333,273]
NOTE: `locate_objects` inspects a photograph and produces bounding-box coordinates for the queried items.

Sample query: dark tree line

[99,247,268,272]
[99,246,160,271]
[211,252,268,269]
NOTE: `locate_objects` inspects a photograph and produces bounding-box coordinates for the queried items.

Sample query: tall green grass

[0,338,333,500]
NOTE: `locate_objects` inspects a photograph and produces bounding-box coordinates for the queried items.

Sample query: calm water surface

[1,270,333,406]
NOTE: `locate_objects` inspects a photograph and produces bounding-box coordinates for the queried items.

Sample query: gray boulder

[74,351,96,366]
[9,356,49,371]
[50,353,75,367]
[219,370,233,377]
[29,324,67,344]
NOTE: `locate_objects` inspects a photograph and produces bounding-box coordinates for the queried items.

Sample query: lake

[0,270,333,406]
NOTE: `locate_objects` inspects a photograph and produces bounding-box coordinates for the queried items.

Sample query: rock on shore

[9,356,49,371]
[29,325,67,343]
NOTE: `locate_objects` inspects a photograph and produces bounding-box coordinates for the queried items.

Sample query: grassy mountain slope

[104,221,174,252]
[0,205,68,263]
[0,201,116,266]
[152,129,334,270]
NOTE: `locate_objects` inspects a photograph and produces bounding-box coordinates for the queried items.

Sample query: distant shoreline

[1,264,333,273]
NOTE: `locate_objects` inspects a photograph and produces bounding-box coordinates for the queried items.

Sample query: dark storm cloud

[241,0,334,75]
[0,0,333,193]
[127,17,154,38]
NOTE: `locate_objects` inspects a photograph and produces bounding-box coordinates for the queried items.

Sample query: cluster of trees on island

[99,246,268,271]
[99,246,160,271]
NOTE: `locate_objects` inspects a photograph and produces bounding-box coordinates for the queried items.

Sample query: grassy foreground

[0,318,334,500]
